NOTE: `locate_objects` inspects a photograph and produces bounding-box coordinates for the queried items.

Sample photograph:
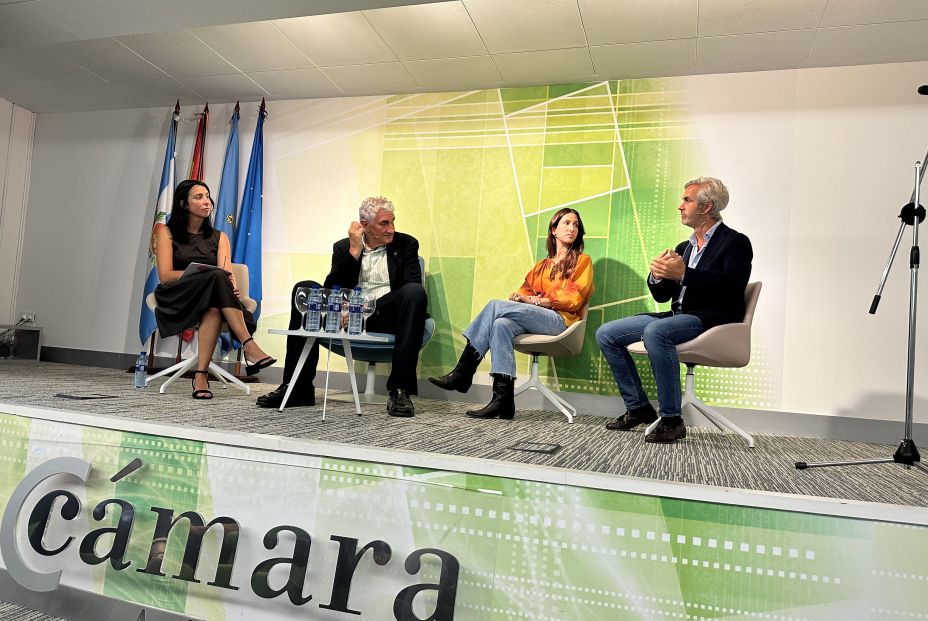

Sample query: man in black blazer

[595,177,752,443]
[257,196,428,416]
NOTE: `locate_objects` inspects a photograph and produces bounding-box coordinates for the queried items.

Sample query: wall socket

[19,312,35,324]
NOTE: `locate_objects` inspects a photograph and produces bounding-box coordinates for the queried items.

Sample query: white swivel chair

[512,306,588,423]
[627,282,762,447]
[145,263,254,395]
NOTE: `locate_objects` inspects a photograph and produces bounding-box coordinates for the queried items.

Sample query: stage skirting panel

[0,404,926,620]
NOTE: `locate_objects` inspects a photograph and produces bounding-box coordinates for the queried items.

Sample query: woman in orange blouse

[430,208,594,419]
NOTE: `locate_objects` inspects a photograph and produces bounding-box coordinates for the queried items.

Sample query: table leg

[322,341,333,422]
[341,339,361,415]
[279,336,316,412]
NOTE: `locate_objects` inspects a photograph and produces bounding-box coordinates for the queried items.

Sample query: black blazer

[648,222,752,329]
[323,231,423,308]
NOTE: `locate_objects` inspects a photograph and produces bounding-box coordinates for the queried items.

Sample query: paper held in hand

[180,262,231,279]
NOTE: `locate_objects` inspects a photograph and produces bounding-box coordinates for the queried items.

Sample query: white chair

[145,263,254,395]
[512,306,588,423]
[627,282,762,447]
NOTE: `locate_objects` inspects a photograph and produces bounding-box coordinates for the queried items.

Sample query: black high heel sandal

[242,337,276,376]
[192,370,213,400]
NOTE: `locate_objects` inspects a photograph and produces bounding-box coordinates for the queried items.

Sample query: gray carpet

[0,602,64,621]
[1,360,926,508]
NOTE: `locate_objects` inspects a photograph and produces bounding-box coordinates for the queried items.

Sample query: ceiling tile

[403,55,502,90]
[579,0,697,45]
[699,0,827,36]
[190,21,312,72]
[492,48,594,85]
[820,0,928,26]
[364,1,486,60]
[322,62,419,94]
[117,31,237,78]
[8,79,198,113]
[464,0,587,54]
[53,37,169,82]
[274,13,396,67]
[591,39,696,79]
[178,73,269,101]
[697,29,816,72]
[248,68,342,99]
[809,20,928,65]
[0,46,105,89]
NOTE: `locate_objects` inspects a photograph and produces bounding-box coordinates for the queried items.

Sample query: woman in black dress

[154,179,275,399]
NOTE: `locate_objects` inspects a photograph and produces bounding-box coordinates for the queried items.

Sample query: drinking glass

[360,292,377,335]
[294,286,310,330]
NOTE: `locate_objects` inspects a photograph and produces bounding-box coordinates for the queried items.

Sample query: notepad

[180,262,231,279]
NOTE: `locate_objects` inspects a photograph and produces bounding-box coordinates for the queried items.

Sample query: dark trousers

[282,280,428,397]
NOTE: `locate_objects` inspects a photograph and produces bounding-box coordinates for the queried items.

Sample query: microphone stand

[796,156,928,472]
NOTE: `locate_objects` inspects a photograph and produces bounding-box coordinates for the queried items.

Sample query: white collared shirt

[360,243,390,300]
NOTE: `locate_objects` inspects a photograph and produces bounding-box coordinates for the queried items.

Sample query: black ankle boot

[429,343,483,393]
[466,374,515,420]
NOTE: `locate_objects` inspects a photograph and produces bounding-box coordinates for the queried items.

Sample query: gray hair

[359,196,395,222]
[684,177,729,221]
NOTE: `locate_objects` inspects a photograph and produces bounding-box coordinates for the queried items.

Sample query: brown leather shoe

[605,403,658,431]
[645,416,687,443]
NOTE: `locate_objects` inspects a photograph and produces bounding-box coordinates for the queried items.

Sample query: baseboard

[37,347,926,445]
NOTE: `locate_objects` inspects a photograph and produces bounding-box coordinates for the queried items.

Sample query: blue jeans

[463,300,567,378]
[595,313,705,417]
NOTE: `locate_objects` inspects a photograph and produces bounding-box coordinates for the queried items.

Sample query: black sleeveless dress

[153,231,241,337]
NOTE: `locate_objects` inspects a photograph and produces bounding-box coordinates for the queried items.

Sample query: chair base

[146,354,251,396]
[644,365,753,447]
[514,355,575,423]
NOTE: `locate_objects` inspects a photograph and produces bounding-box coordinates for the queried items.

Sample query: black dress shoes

[605,403,658,431]
[645,416,687,443]
[387,389,415,417]
[256,384,315,409]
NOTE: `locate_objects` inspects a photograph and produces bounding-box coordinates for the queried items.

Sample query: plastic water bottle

[133,352,147,388]
[305,285,323,332]
[325,286,342,333]
[347,287,363,335]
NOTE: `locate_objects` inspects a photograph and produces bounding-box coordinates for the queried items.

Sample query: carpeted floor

[2,360,926,508]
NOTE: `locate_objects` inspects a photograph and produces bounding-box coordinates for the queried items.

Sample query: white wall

[12,61,928,426]
[0,97,35,325]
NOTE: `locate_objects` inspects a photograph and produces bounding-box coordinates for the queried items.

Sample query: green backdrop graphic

[2,412,927,619]
[262,78,776,408]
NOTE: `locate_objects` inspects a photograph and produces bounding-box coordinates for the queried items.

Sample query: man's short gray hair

[684,177,729,221]
[359,196,395,222]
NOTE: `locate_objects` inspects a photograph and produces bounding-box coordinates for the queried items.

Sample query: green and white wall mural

[260,78,778,410]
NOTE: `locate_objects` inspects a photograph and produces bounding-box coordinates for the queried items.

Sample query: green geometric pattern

[263,79,777,408]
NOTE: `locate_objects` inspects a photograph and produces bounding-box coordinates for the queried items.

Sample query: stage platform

[1,359,925,508]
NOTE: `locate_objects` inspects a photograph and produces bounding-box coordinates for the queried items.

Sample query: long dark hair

[167,179,214,243]
[545,208,585,280]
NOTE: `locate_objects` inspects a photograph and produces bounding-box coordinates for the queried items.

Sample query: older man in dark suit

[596,177,752,443]
[257,196,427,416]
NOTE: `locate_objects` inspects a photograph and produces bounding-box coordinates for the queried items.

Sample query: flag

[212,102,239,245]
[214,102,241,354]
[232,98,266,319]
[188,103,209,180]
[138,101,179,346]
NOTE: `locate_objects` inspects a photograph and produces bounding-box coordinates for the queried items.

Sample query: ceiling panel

[117,31,238,78]
[591,39,696,79]
[464,0,587,54]
[697,29,816,73]
[190,22,312,72]
[809,20,928,66]
[403,55,501,90]
[579,0,697,45]
[0,46,105,88]
[248,68,343,99]
[178,74,269,101]
[323,61,419,94]
[364,1,486,60]
[492,48,594,85]
[9,79,198,113]
[820,0,928,26]
[274,13,396,67]
[0,2,82,48]
[52,38,169,82]
[699,0,827,37]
